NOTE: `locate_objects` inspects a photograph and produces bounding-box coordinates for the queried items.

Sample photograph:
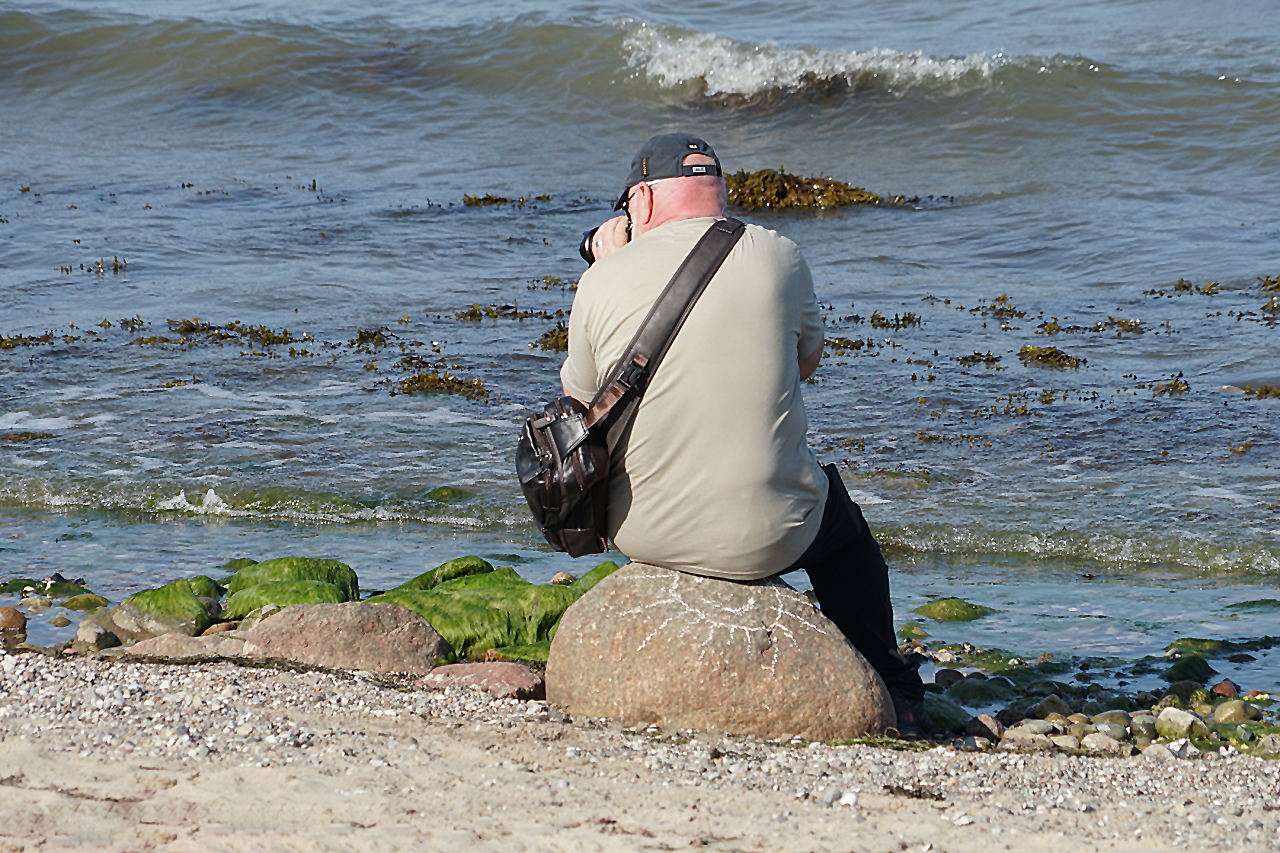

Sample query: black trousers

[778,464,925,701]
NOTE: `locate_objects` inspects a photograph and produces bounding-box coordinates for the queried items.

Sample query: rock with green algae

[945,675,1018,706]
[369,561,618,660]
[223,580,345,621]
[226,557,359,602]
[109,579,214,640]
[0,578,91,597]
[61,593,109,610]
[392,556,494,592]
[912,597,995,622]
[922,694,970,734]
[1163,654,1216,683]
[425,486,470,503]
[219,558,259,572]
[187,575,226,600]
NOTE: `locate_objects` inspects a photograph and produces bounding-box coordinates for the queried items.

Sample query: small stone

[1167,738,1201,759]
[1129,714,1157,740]
[933,668,965,688]
[424,662,546,700]
[1035,694,1071,718]
[1141,743,1176,761]
[1091,709,1131,727]
[0,607,26,641]
[1013,719,1055,736]
[1210,679,1240,698]
[1095,722,1128,741]
[1251,734,1280,759]
[837,792,859,807]
[550,572,576,586]
[1081,732,1125,754]
[1155,706,1209,740]
[1049,735,1080,750]
[49,616,72,628]
[1068,723,1096,741]
[1212,700,1262,724]
[964,714,1003,741]
[1000,729,1053,750]
[75,620,121,651]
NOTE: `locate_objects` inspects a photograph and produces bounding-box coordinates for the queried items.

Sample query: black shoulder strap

[585,218,745,451]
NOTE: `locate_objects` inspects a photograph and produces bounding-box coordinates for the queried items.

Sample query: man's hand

[799,339,822,381]
[588,215,630,262]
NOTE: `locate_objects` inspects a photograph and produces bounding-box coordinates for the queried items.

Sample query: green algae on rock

[922,694,970,734]
[226,557,359,602]
[392,556,494,592]
[187,575,226,600]
[61,593,109,610]
[424,486,471,503]
[369,561,618,660]
[1163,654,1217,683]
[219,558,259,571]
[112,579,214,639]
[725,169,881,210]
[912,597,995,622]
[485,642,551,663]
[223,580,345,620]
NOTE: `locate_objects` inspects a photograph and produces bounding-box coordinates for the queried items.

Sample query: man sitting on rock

[560,132,930,737]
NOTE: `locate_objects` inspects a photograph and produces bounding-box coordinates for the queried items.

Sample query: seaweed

[462,193,549,209]
[725,169,881,210]
[1151,373,1191,396]
[955,352,1001,367]
[0,331,57,349]
[1244,385,1280,399]
[825,336,870,353]
[1260,274,1280,292]
[1144,278,1221,297]
[869,310,922,330]
[970,294,1026,320]
[1018,346,1086,368]
[536,321,568,352]
[454,303,557,321]
[349,327,395,348]
[1102,317,1145,334]
[396,371,490,401]
[0,432,52,442]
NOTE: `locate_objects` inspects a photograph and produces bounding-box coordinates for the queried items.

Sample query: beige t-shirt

[560,217,828,580]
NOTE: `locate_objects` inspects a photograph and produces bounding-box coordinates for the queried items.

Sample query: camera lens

[579,227,599,265]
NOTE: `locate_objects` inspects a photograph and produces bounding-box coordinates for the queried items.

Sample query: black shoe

[888,691,933,740]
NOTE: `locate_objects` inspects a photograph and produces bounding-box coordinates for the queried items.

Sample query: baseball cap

[612,133,723,211]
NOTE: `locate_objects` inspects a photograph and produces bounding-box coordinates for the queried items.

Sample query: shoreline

[2,648,1278,852]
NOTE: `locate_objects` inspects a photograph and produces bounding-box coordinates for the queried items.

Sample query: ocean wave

[619,21,1068,99]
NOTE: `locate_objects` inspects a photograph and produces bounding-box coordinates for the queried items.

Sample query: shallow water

[2,0,1277,685]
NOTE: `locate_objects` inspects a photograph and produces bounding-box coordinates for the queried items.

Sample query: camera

[579,219,632,265]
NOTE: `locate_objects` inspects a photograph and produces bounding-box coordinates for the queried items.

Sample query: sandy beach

[2,648,1277,853]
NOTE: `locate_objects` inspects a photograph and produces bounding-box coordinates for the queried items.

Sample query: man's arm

[799,339,822,381]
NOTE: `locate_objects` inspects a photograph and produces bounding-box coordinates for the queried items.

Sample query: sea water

[2,0,1278,690]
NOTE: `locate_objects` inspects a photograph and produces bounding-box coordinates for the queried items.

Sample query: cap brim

[612,188,629,212]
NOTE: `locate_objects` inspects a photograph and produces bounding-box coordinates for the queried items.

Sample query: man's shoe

[888,691,933,740]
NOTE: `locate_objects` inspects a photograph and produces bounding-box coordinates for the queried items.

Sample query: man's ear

[634,181,656,226]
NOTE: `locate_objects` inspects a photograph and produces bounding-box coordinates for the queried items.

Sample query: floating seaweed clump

[1151,373,1190,396]
[1018,346,1085,368]
[396,371,489,401]
[1260,275,1280,292]
[1102,317,1145,334]
[349,327,396,348]
[455,303,557,321]
[725,169,881,210]
[0,431,52,442]
[869,310,922,330]
[825,336,870,353]
[462,193,549,209]
[1144,278,1221,297]
[1244,385,1280,399]
[528,275,575,291]
[0,331,57,349]
[970,294,1026,320]
[955,351,1001,367]
[536,321,568,353]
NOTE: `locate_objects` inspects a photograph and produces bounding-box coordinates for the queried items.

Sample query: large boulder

[108,579,214,641]
[0,606,26,646]
[545,563,894,741]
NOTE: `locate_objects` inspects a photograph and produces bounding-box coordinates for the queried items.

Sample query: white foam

[8,455,47,469]
[1187,487,1250,503]
[0,412,73,431]
[846,488,888,505]
[621,23,1016,97]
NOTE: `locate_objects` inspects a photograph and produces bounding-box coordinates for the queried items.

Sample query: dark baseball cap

[612,133,723,211]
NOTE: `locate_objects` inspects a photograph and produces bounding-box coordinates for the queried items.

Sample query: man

[560,133,929,737]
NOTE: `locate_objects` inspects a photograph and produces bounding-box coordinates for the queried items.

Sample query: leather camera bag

[515,218,745,556]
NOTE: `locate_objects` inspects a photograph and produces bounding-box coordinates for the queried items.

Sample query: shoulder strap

[585,218,745,450]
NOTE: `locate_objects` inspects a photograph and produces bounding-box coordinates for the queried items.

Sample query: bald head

[630,154,727,237]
